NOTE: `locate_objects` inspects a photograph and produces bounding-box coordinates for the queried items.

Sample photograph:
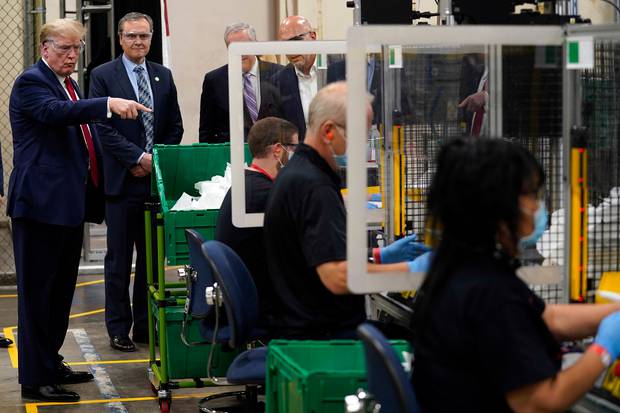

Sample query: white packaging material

[537,186,620,266]
[171,192,194,211]
[171,164,235,211]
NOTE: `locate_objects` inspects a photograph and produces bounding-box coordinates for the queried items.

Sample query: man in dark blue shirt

[263,82,419,339]
[215,117,298,330]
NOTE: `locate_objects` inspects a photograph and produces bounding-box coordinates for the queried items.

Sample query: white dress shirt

[294,64,317,125]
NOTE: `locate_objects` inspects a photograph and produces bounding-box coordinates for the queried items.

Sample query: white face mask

[286,150,294,162]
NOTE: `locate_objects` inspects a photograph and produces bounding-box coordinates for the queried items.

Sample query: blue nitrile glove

[370,193,382,202]
[407,251,433,273]
[367,201,379,209]
[594,311,620,360]
[378,234,431,264]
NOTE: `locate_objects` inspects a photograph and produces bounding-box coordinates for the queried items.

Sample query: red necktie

[64,77,99,187]
[471,79,488,137]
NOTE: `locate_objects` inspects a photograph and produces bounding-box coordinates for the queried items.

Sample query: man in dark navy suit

[89,12,183,352]
[270,15,318,141]
[8,18,148,402]
[198,22,283,143]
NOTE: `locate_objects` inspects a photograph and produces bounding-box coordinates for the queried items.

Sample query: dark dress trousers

[198,59,283,143]
[89,56,183,340]
[8,59,107,386]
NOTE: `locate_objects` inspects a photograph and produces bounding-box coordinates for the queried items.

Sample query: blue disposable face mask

[333,153,347,167]
[518,201,547,249]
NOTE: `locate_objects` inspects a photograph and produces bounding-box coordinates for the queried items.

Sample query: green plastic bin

[152,143,252,265]
[151,299,242,379]
[266,339,412,413]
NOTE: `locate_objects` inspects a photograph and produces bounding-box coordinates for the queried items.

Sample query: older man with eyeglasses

[8,18,149,403]
[269,15,318,141]
[89,12,183,353]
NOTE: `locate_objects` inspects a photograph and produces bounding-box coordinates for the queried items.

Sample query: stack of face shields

[537,187,620,270]
[171,163,234,211]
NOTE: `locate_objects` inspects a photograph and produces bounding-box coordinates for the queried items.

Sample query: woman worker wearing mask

[411,137,620,413]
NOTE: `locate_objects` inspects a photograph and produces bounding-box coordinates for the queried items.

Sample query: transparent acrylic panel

[346,25,565,295]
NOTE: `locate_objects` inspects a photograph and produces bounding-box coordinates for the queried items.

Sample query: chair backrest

[184,229,212,319]
[357,323,421,413]
[201,240,260,347]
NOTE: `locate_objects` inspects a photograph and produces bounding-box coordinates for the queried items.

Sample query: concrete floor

[1,269,620,412]
[0,270,243,413]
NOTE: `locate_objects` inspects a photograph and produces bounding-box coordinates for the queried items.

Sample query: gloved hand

[407,251,433,273]
[375,234,431,264]
[595,311,620,360]
[370,193,382,202]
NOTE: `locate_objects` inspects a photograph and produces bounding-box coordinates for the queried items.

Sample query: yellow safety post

[392,116,406,237]
[570,131,588,302]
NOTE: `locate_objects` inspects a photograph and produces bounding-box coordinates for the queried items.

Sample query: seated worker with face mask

[411,137,620,413]
[215,117,298,331]
[263,82,429,340]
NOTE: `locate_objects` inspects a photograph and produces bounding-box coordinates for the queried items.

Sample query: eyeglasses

[121,32,153,41]
[286,31,312,41]
[46,40,85,55]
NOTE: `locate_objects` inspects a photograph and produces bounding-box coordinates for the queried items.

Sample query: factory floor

[0,269,242,413]
[1,269,620,412]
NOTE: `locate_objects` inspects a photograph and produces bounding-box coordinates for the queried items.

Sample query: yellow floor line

[4,327,17,368]
[67,359,149,366]
[75,279,105,288]
[25,404,38,413]
[25,392,217,410]
[69,308,105,319]
[6,308,105,369]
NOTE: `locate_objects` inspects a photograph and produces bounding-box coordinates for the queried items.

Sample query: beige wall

[40,0,617,147]
[167,0,276,143]
[579,0,617,23]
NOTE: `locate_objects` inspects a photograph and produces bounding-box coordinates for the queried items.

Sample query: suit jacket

[89,56,184,196]
[199,59,283,143]
[270,64,307,141]
[7,59,106,226]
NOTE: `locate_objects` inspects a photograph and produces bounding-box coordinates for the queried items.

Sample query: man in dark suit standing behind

[9,18,149,402]
[270,15,318,141]
[198,22,282,143]
[89,12,183,352]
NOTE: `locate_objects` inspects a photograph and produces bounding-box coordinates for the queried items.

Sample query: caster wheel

[159,399,171,413]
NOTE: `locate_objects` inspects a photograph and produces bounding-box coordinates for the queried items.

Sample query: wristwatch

[590,343,613,368]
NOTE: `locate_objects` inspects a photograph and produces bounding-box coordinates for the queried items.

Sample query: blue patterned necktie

[133,65,154,152]
[243,72,258,123]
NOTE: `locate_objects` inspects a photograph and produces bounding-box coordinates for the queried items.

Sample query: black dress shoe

[0,337,13,348]
[110,335,136,352]
[22,384,80,402]
[57,361,94,384]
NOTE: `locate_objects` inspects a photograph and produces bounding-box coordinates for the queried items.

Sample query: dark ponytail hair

[411,137,544,338]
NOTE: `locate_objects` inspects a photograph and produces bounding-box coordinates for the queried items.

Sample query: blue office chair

[198,240,267,413]
[180,229,215,347]
[357,323,421,413]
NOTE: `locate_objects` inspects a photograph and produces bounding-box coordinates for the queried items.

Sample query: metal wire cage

[382,44,566,305]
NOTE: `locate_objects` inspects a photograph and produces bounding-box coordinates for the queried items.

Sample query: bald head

[278,15,316,74]
[305,81,373,171]
[278,15,313,41]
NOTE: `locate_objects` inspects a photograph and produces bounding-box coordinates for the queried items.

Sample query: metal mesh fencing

[0,0,37,281]
[581,41,620,301]
[391,46,565,305]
